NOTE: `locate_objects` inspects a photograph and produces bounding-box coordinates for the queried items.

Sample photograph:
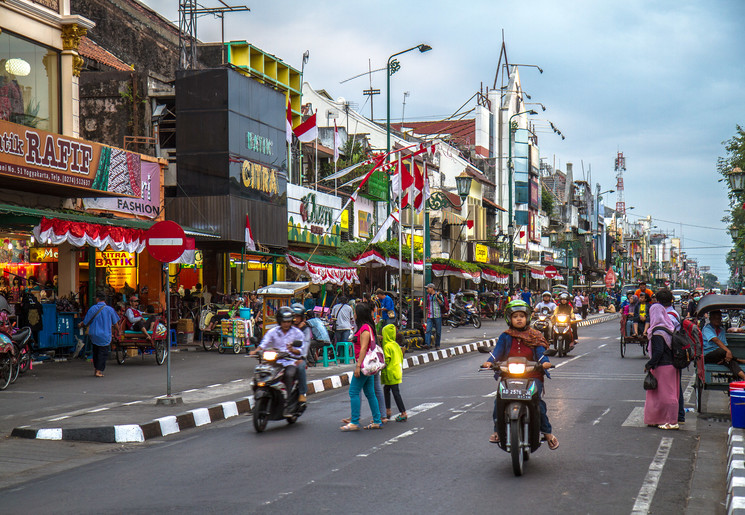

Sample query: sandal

[341,417,351,424]
[489,432,500,444]
[340,423,360,432]
[364,423,382,430]
[658,423,679,430]
[395,414,408,422]
[545,434,559,450]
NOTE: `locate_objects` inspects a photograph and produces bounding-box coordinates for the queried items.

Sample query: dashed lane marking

[598,344,607,348]
[592,408,611,426]
[622,406,645,427]
[357,428,421,457]
[406,402,443,418]
[448,401,485,420]
[631,437,673,514]
[553,351,591,368]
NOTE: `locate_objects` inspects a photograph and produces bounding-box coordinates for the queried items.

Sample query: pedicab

[619,310,648,358]
[113,315,168,365]
[480,291,500,320]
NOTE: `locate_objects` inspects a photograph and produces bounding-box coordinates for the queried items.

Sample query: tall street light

[386,44,432,155]
[595,188,614,269]
[507,109,537,292]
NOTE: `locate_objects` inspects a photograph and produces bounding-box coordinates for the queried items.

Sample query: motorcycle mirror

[477,346,492,354]
[292,340,303,347]
[543,348,557,357]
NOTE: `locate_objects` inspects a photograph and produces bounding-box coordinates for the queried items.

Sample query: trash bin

[732,390,745,429]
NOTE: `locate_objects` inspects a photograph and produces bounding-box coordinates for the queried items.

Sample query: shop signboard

[287,184,341,247]
[353,195,375,240]
[0,119,140,197]
[405,234,424,252]
[30,247,59,262]
[541,251,554,265]
[474,243,488,263]
[83,161,162,219]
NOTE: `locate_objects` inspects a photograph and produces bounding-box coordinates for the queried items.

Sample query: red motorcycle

[0,294,33,387]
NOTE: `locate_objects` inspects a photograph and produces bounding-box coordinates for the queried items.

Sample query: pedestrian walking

[424,283,444,350]
[381,324,407,422]
[644,302,680,429]
[375,288,395,330]
[581,292,589,319]
[340,302,382,431]
[331,296,354,343]
[79,292,120,378]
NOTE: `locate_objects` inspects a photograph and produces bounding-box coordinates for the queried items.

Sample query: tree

[541,186,556,218]
[718,126,745,282]
[702,272,720,290]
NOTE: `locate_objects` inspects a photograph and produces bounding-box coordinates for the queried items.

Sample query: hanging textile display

[286,253,359,286]
[33,217,146,253]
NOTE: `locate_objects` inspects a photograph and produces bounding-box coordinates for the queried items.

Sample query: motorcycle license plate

[501,389,532,400]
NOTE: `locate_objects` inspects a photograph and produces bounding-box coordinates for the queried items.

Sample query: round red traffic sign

[145,221,186,263]
[544,265,558,278]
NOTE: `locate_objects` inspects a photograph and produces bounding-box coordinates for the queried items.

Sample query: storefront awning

[352,249,423,272]
[432,262,481,284]
[481,268,508,284]
[287,252,359,286]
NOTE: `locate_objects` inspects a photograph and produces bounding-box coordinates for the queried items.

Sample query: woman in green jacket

[381,324,407,422]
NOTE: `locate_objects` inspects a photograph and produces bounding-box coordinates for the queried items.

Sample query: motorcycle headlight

[262,351,278,361]
[557,315,568,323]
[539,315,546,320]
[508,362,526,375]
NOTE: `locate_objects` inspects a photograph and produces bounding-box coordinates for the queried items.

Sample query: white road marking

[182,389,198,393]
[206,384,221,388]
[622,406,645,427]
[123,400,144,405]
[448,401,484,420]
[598,344,607,348]
[47,415,70,421]
[592,408,611,426]
[554,351,591,368]
[407,402,443,418]
[631,437,673,514]
[88,407,110,413]
[482,390,498,398]
[601,336,612,340]
[357,428,421,457]
[684,374,695,403]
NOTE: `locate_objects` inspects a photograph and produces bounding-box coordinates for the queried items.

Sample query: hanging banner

[83,161,162,219]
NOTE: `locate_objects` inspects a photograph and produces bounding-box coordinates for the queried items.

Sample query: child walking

[381,325,407,422]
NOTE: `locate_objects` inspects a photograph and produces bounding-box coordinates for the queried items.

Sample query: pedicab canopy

[256,281,311,296]
[694,295,745,316]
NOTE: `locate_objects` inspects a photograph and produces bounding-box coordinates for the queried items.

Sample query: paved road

[0,320,711,514]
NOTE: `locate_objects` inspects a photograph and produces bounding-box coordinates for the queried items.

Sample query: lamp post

[507,109,537,292]
[450,175,473,259]
[594,188,614,270]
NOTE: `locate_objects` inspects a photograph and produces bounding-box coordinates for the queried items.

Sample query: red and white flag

[333,121,341,163]
[417,162,430,214]
[245,214,257,252]
[294,112,318,143]
[370,209,400,244]
[286,98,293,144]
[412,161,426,211]
[390,156,413,207]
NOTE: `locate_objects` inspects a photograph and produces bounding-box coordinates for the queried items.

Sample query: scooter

[0,295,33,385]
[251,342,306,432]
[445,303,482,329]
[531,308,552,342]
[551,313,573,357]
[483,355,551,476]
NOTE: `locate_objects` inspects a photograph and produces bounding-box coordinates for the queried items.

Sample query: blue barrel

[731,390,745,428]
[238,307,252,319]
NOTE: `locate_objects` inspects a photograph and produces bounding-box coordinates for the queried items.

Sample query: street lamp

[455,175,473,204]
[728,167,745,193]
[507,109,538,292]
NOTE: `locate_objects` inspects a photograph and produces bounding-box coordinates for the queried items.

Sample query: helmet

[542,291,552,298]
[290,303,306,317]
[558,292,570,302]
[276,306,294,322]
[504,300,532,326]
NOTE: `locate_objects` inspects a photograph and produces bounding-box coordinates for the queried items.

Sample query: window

[0,30,60,132]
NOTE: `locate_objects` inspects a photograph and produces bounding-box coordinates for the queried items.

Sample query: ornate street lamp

[728,167,745,193]
[455,175,473,204]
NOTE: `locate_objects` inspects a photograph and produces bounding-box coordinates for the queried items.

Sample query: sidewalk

[8,313,619,444]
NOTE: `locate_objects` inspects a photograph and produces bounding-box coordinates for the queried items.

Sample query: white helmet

[542,291,552,298]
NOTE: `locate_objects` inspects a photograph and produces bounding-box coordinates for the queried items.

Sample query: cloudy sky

[143,0,745,280]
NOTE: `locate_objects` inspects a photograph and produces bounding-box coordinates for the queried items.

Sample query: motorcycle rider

[554,292,579,348]
[481,300,559,450]
[290,303,311,403]
[250,306,305,413]
[451,293,468,325]
[532,291,556,340]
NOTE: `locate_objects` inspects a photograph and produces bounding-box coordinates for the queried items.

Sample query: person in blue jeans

[424,283,444,349]
[340,302,382,431]
[376,288,395,327]
[79,292,120,378]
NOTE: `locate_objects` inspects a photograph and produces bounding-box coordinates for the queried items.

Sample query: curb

[11,314,618,444]
[728,427,745,514]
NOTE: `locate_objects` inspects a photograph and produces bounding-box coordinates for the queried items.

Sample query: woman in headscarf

[643,300,680,429]
[624,295,638,337]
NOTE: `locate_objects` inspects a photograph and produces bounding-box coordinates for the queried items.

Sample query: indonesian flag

[390,156,413,207]
[370,209,400,244]
[286,98,293,144]
[417,162,430,214]
[333,121,341,163]
[412,161,425,211]
[245,214,257,252]
[294,112,318,143]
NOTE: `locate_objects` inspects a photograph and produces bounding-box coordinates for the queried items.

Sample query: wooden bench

[695,332,745,412]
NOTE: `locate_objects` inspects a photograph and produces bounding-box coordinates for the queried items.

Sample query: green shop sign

[246,131,273,156]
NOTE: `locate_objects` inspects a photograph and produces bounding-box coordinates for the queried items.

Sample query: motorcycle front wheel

[0,355,12,390]
[253,397,269,432]
[510,418,524,476]
[472,316,482,329]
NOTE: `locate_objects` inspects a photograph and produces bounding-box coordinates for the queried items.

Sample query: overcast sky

[142,0,745,280]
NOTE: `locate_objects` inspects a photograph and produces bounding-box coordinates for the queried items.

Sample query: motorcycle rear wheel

[115,345,126,365]
[510,418,524,476]
[253,397,269,432]
[472,316,482,329]
[18,343,31,374]
[10,354,20,383]
[0,355,12,390]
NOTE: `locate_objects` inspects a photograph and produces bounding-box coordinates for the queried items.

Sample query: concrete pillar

[57,242,79,298]
[60,24,86,138]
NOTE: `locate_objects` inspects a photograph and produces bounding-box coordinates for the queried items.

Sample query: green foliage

[702,272,720,289]
[719,126,745,281]
[336,239,422,261]
[478,263,511,275]
[542,186,555,217]
[432,257,481,274]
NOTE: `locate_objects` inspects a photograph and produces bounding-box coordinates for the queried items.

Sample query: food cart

[256,282,311,336]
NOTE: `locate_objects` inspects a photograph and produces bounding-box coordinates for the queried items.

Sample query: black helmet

[290,303,306,317]
[277,306,294,322]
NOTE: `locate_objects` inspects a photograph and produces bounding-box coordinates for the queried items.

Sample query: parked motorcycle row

[0,294,33,390]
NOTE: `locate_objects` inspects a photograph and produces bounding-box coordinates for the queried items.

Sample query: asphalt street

[0,319,718,514]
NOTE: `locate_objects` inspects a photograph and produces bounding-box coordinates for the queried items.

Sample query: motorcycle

[445,302,482,329]
[0,295,32,385]
[483,355,552,476]
[531,308,552,342]
[250,342,306,432]
[551,313,573,357]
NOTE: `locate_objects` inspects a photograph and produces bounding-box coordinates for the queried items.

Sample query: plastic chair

[336,341,355,364]
[317,342,338,367]
[169,329,178,347]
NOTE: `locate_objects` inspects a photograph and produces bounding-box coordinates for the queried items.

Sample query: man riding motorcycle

[553,292,579,347]
[290,303,312,403]
[532,291,556,341]
[250,306,305,413]
[481,300,559,450]
[451,293,468,324]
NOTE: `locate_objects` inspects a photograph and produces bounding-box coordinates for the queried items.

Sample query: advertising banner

[0,119,140,196]
[83,161,161,218]
[287,184,342,247]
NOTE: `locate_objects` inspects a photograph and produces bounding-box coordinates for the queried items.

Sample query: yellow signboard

[405,234,424,252]
[341,209,349,231]
[95,251,136,268]
[475,243,488,263]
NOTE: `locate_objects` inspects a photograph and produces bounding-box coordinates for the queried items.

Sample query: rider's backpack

[652,320,695,369]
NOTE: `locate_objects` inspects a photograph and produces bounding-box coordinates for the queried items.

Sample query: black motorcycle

[445,302,482,329]
[531,308,552,342]
[0,294,33,384]
[484,356,551,476]
[251,342,306,432]
[551,313,573,357]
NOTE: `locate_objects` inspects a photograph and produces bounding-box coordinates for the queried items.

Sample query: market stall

[256,281,311,335]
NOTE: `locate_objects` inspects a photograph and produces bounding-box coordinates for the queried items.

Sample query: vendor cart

[256,282,311,336]
[113,317,168,365]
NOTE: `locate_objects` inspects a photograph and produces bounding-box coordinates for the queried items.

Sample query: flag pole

[398,154,403,319]
[410,155,415,330]
[315,137,318,191]
[240,245,245,295]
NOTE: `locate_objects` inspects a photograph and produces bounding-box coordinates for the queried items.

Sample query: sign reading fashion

[83,161,162,219]
[0,119,141,196]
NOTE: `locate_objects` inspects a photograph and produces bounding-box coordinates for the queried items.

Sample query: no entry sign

[145,221,186,263]
[544,265,558,278]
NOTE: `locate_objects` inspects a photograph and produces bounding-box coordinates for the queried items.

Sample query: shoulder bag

[361,328,386,376]
[84,304,107,335]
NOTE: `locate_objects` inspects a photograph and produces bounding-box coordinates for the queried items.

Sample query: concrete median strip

[728,428,745,514]
[10,314,620,444]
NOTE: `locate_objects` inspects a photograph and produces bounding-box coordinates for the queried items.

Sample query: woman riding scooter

[482,300,559,450]
[554,292,579,348]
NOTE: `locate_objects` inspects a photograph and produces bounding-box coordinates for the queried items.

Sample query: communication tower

[614,151,626,214]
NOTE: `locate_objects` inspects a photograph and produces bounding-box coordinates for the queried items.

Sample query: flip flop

[545,435,559,450]
[339,423,359,432]
[395,414,408,422]
[364,423,382,430]
[341,417,351,424]
[489,433,500,444]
